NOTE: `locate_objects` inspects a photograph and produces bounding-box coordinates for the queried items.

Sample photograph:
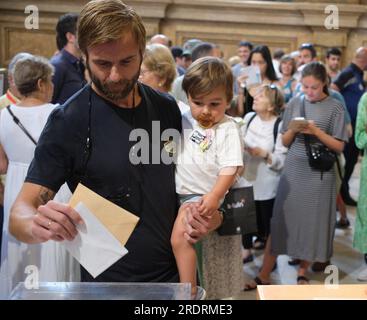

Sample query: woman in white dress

[0,55,78,299]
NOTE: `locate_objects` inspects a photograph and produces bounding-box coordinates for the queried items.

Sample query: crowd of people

[0,0,366,300]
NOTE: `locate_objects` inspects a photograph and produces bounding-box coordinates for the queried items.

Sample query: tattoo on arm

[38,187,55,205]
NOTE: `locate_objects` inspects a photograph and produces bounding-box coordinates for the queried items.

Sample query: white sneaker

[357,266,367,281]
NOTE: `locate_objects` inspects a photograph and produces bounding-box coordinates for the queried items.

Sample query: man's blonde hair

[143,44,177,92]
[182,57,233,102]
[78,0,146,56]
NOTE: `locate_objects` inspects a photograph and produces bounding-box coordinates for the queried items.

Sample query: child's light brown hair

[182,56,233,103]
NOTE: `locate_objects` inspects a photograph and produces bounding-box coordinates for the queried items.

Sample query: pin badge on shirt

[164,140,177,156]
[189,129,213,152]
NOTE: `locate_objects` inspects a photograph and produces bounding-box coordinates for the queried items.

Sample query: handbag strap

[273,117,281,150]
[6,105,37,145]
[246,113,257,130]
[300,96,312,154]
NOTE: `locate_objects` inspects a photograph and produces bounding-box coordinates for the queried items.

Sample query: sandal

[243,276,270,291]
[297,275,309,285]
[335,218,350,229]
[311,261,330,272]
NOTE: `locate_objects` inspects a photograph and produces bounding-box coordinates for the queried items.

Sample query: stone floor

[234,158,365,300]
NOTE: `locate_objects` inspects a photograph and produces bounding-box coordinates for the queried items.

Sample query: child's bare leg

[171,204,198,298]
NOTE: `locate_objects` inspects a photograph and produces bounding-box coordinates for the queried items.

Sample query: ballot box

[10,282,191,300]
[257,284,367,300]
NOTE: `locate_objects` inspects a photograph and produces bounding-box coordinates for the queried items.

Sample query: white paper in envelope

[69,183,139,246]
[62,202,128,278]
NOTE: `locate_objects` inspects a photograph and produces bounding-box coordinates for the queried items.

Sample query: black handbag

[300,97,336,176]
[217,186,257,236]
[305,143,336,172]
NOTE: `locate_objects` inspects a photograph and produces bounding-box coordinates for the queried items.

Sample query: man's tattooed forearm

[38,188,54,205]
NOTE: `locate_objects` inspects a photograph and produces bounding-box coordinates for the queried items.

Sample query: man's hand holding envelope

[61,183,140,278]
[69,184,139,246]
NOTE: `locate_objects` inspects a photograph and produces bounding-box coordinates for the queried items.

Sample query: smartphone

[289,117,309,131]
[292,117,308,125]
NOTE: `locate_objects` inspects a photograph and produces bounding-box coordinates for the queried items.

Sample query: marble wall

[0,0,366,68]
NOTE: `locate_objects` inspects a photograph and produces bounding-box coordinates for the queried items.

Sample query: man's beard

[87,62,140,102]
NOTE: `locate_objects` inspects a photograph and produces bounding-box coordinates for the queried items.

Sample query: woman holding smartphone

[244,62,348,289]
[234,45,278,118]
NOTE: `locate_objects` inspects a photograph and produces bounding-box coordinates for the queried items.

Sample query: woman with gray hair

[139,43,189,114]
[139,43,177,93]
[0,54,77,299]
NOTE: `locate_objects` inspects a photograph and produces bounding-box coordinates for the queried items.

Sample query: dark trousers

[242,198,275,249]
[340,133,360,197]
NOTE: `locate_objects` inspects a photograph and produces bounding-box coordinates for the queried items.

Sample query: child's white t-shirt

[175,111,243,195]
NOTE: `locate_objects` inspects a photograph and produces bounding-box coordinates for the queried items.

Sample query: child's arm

[198,166,238,216]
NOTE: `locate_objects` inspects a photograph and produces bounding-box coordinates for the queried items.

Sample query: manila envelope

[69,183,140,246]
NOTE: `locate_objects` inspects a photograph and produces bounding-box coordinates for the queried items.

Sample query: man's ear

[66,32,76,44]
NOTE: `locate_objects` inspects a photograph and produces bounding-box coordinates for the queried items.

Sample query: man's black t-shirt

[26,83,182,282]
